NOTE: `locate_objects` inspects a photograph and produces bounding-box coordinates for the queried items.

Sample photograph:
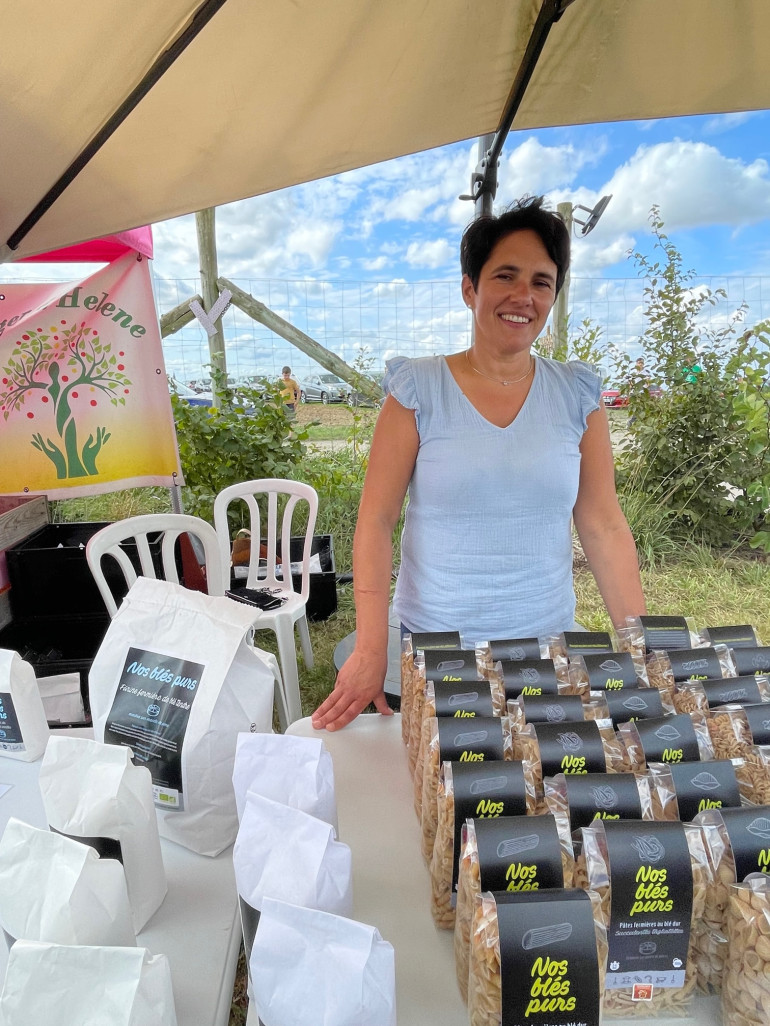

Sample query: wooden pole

[159,294,203,337]
[552,201,572,360]
[220,276,384,403]
[195,208,226,398]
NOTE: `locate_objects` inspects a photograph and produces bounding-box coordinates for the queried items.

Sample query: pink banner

[19,227,154,263]
[0,253,182,497]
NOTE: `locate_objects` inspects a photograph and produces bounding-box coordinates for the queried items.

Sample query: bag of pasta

[410,645,483,773]
[707,702,770,759]
[599,685,675,728]
[430,759,535,930]
[566,650,648,693]
[467,888,607,1026]
[617,710,714,771]
[647,645,736,701]
[728,645,770,678]
[574,818,710,1017]
[476,636,545,678]
[673,674,770,717]
[495,656,570,701]
[692,804,770,994]
[400,630,461,750]
[614,615,699,664]
[515,719,630,811]
[697,624,764,648]
[415,714,513,824]
[454,811,574,1002]
[647,758,743,821]
[506,693,607,732]
[543,630,615,666]
[544,771,655,833]
[723,875,770,1026]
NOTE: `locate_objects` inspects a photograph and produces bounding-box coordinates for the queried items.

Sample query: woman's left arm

[572,405,647,628]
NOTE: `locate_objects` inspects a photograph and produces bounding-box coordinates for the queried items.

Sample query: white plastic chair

[213,479,319,728]
[85,513,224,617]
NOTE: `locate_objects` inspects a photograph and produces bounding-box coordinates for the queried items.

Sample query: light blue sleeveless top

[383,355,601,640]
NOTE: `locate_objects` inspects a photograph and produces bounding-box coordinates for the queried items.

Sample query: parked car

[347,373,385,408]
[299,373,349,404]
[601,386,663,408]
[168,377,214,407]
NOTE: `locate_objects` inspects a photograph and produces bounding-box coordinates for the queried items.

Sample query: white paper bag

[89,577,277,856]
[232,732,338,830]
[0,818,135,948]
[252,898,396,1026]
[0,650,49,761]
[234,793,353,966]
[0,941,177,1026]
[39,736,166,932]
[37,671,85,725]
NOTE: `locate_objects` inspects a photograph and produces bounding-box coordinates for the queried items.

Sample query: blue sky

[6,109,770,381]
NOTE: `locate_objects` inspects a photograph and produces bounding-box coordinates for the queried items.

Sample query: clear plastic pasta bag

[617,710,714,771]
[454,811,574,1003]
[722,874,770,1026]
[544,770,655,832]
[647,758,742,821]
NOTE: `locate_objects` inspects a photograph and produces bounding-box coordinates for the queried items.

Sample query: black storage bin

[0,613,110,727]
[7,522,164,619]
[230,534,337,621]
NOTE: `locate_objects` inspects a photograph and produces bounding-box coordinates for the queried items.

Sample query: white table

[245,714,722,1026]
[0,738,240,1026]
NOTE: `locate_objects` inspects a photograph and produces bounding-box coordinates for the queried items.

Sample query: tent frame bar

[5,0,230,254]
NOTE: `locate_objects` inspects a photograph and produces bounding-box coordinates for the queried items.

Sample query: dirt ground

[295,402,378,427]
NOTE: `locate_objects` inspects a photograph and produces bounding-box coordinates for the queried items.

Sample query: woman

[312,197,646,732]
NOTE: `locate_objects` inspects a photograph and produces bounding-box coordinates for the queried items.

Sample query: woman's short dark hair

[460,196,570,294]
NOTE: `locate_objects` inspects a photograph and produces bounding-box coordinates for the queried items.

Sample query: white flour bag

[39,736,166,932]
[232,732,338,829]
[252,898,396,1026]
[89,577,276,856]
[0,818,135,948]
[0,650,49,761]
[0,942,177,1026]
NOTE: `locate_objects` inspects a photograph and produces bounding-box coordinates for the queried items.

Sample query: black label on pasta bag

[432,680,495,718]
[563,773,642,832]
[489,637,542,661]
[719,805,770,880]
[104,646,205,811]
[632,713,700,764]
[436,716,505,764]
[533,720,607,775]
[500,659,559,699]
[496,889,601,1026]
[50,826,124,864]
[604,820,693,990]
[561,631,613,655]
[743,703,770,745]
[424,648,478,682]
[703,625,757,648]
[474,814,564,892]
[452,761,527,897]
[731,647,770,676]
[521,695,585,724]
[411,631,461,651]
[668,760,741,821]
[699,676,764,707]
[582,652,638,690]
[639,615,690,652]
[665,647,722,682]
[604,687,664,727]
[0,692,25,752]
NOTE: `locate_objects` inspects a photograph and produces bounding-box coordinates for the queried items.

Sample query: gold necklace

[465,348,533,386]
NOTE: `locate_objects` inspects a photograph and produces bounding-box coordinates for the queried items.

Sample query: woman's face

[462,229,557,353]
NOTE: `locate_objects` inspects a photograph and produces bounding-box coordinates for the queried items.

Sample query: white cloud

[361,255,388,271]
[404,239,453,269]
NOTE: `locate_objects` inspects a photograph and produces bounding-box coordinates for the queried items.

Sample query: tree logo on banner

[0,320,131,479]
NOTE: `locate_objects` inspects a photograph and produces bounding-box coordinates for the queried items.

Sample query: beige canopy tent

[2,0,769,262]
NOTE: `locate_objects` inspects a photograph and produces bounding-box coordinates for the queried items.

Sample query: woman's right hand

[311,646,393,732]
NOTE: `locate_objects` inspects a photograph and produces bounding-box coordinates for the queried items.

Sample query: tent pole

[195,208,227,406]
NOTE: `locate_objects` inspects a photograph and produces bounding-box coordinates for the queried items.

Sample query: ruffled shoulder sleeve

[383,356,418,411]
[568,360,602,430]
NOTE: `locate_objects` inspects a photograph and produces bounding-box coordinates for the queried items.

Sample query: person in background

[312,196,646,732]
[279,366,300,416]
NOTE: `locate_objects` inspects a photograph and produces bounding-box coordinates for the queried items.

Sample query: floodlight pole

[474,134,497,219]
[195,207,227,405]
[552,201,573,359]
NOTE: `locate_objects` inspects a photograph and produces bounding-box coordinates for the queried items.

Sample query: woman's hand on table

[311,647,393,731]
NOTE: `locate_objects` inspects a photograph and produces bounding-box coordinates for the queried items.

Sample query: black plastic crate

[0,613,110,727]
[230,534,337,621]
[7,522,164,619]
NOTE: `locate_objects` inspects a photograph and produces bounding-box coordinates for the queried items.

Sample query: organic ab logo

[0,321,131,479]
